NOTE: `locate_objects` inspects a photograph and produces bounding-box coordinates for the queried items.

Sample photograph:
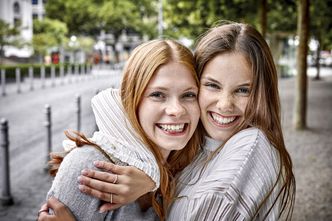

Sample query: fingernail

[94,161,101,167]
[81,169,88,175]
[99,208,106,213]
[79,185,86,192]
[77,176,83,183]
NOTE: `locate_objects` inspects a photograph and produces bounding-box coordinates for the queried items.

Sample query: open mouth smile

[209,111,239,128]
[156,123,188,135]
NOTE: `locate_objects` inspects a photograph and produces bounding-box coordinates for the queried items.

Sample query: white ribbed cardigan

[89,88,160,188]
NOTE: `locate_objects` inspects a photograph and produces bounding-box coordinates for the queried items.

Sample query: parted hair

[195,22,295,220]
[120,39,204,220]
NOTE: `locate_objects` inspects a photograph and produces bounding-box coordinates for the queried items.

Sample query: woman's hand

[37,197,75,221]
[78,161,156,212]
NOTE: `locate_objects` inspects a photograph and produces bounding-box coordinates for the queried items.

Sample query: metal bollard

[67,65,72,83]
[29,66,34,91]
[0,119,14,206]
[51,66,56,87]
[1,69,6,96]
[16,68,21,93]
[75,95,81,132]
[41,66,45,89]
[94,89,100,132]
[44,105,52,169]
[74,65,79,82]
[60,65,64,85]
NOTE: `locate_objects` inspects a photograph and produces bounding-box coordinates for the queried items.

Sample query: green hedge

[0,63,90,83]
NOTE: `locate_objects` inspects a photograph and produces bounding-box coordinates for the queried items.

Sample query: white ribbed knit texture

[91,88,160,190]
[167,128,281,221]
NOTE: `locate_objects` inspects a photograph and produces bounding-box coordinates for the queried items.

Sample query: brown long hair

[49,39,204,220]
[195,22,295,220]
[121,39,203,219]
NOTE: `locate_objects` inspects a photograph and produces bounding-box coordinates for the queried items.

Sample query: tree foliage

[163,0,258,40]
[45,0,158,38]
[0,19,21,63]
[45,0,100,36]
[32,18,68,56]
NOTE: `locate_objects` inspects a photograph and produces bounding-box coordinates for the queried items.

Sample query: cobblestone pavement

[0,70,331,221]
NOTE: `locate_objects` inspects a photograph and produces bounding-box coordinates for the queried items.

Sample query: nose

[165,99,186,117]
[216,93,234,112]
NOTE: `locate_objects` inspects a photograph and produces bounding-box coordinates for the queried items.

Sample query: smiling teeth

[211,113,236,125]
[159,124,185,132]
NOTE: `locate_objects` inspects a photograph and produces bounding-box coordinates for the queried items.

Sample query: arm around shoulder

[47,146,110,221]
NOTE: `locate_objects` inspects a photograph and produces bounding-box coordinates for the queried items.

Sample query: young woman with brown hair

[38,39,203,221]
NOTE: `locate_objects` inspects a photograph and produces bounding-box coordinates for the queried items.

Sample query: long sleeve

[47,146,109,221]
[91,88,160,189]
[168,128,281,221]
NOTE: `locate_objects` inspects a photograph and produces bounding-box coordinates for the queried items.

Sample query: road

[0,68,122,220]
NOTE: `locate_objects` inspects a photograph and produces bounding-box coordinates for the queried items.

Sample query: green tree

[32,18,68,62]
[310,0,332,80]
[266,0,297,77]
[0,19,21,64]
[163,0,260,42]
[45,0,157,62]
[96,0,157,61]
[45,0,100,36]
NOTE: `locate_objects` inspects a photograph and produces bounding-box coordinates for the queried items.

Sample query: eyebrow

[146,86,198,91]
[201,76,252,87]
[202,76,219,83]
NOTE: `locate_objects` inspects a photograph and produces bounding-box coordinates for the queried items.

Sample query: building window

[13,2,20,14]
[33,14,38,20]
[32,0,38,4]
[14,18,21,26]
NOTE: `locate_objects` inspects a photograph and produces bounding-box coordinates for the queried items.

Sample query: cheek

[238,98,249,113]
[190,102,201,121]
[198,89,208,110]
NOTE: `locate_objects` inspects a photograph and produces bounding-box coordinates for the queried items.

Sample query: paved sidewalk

[0,73,331,221]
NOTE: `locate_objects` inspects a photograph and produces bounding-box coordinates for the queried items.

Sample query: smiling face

[199,52,253,142]
[138,61,200,160]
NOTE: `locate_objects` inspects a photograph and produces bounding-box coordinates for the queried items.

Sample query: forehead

[202,52,252,82]
[148,62,197,87]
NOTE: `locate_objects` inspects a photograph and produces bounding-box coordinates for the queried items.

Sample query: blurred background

[0,0,331,220]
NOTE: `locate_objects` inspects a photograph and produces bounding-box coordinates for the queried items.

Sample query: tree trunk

[294,0,310,130]
[313,34,321,80]
[259,0,268,38]
[0,45,4,65]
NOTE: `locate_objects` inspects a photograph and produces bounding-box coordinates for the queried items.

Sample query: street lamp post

[158,0,163,38]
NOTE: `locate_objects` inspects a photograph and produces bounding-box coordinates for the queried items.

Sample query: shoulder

[48,146,109,221]
[221,127,274,158]
[201,127,280,194]
[57,145,107,176]
[193,128,280,218]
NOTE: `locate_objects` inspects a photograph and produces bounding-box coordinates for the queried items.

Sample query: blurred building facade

[32,0,46,20]
[0,0,33,58]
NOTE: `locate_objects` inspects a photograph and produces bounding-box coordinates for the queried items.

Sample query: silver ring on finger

[113,174,118,184]
[37,209,48,217]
